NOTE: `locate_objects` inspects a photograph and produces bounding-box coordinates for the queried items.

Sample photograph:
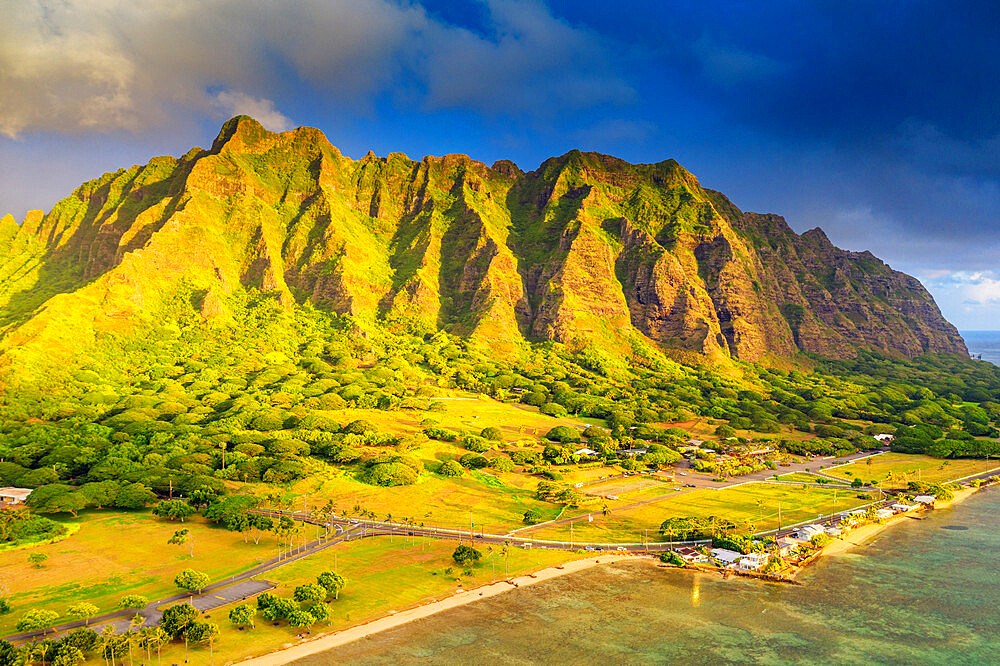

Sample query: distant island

[0,117,997,665]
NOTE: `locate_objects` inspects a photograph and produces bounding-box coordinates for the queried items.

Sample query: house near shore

[775,537,799,557]
[794,524,825,541]
[711,548,743,567]
[739,551,769,571]
[913,495,936,506]
[675,547,709,563]
[845,509,867,523]
[891,503,918,513]
[875,508,895,520]
[0,488,32,505]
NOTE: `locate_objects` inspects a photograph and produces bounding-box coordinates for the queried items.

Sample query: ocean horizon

[962,330,1000,366]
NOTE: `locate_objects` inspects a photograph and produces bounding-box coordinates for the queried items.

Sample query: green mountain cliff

[0,116,966,385]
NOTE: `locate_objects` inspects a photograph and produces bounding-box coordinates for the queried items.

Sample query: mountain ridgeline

[0,116,966,379]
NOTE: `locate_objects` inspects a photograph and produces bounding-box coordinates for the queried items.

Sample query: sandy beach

[240,554,636,665]
[242,485,994,664]
[814,485,982,561]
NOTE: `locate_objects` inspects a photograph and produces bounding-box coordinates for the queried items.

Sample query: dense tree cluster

[0,286,995,517]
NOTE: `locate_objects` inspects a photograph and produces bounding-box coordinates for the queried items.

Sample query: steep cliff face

[0,116,967,374]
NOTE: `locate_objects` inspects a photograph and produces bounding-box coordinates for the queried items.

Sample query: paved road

[6,525,362,644]
[514,449,885,536]
[14,456,993,643]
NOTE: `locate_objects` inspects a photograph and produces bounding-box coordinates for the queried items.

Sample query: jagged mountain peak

[0,116,966,383]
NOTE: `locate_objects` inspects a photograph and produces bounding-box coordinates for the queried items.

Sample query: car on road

[684,483,696,487]
[678,472,687,476]
[616,546,627,551]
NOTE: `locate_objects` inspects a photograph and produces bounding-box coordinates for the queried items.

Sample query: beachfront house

[824,526,843,537]
[913,495,936,506]
[711,548,743,567]
[844,509,867,524]
[739,552,769,571]
[0,488,32,505]
[891,503,918,513]
[875,508,895,520]
[675,547,709,563]
[795,524,825,541]
[775,537,799,557]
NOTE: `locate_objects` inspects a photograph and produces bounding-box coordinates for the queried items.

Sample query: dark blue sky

[1,0,998,328]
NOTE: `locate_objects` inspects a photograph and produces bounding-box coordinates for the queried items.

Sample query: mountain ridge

[0,115,966,384]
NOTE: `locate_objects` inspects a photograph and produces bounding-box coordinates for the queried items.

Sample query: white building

[739,552,770,571]
[873,434,895,442]
[913,495,935,506]
[891,503,918,513]
[875,508,895,520]
[795,524,825,540]
[574,448,598,457]
[775,537,799,557]
[0,488,32,505]
[824,526,843,537]
[711,548,743,567]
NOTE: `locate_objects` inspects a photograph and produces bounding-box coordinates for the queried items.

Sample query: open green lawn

[320,390,578,440]
[277,455,562,534]
[775,472,832,484]
[130,536,585,665]
[823,453,1000,488]
[528,482,872,544]
[0,511,284,636]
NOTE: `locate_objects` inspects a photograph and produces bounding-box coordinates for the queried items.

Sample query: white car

[679,472,687,476]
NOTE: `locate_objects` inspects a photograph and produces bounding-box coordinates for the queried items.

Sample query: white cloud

[0,0,630,138]
[213,91,293,132]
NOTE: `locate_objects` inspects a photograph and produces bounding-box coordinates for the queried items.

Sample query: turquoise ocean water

[298,487,1000,665]
[962,330,1000,366]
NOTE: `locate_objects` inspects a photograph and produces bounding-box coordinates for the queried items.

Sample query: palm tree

[487,545,496,581]
[127,614,144,666]
[100,625,115,666]
[146,627,167,666]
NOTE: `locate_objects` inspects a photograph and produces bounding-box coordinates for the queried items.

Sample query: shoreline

[240,553,636,665]
[242,484,992,664]
[800,484,983,567]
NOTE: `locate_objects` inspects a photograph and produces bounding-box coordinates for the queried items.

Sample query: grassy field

[581,476,671,497]
[320,390,582,440]
[823,453,1000,488]
[775,472,832,484]
[135,536,585,665]
[527,482,872,544]
[277,455,562,534]
[0,511,285,636]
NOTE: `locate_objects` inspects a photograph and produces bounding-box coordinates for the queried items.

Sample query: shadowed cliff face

[0,116,967,367]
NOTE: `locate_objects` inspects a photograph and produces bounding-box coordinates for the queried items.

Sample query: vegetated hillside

[0,116,964,390]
